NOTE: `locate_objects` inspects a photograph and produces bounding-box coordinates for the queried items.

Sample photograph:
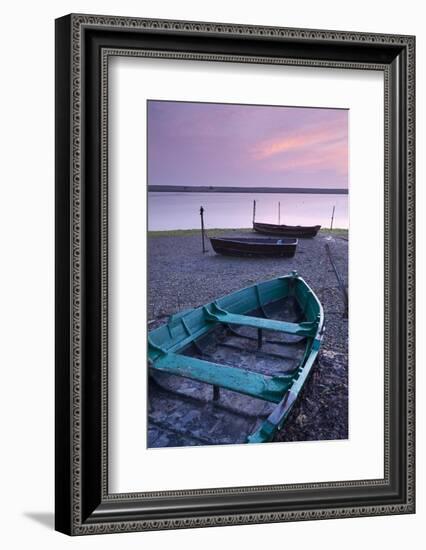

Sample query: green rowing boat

[148,271,324,447]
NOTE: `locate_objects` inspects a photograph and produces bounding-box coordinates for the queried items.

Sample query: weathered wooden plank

[247,343,321,443]
[150,352,292,403]
[204,304,317,336]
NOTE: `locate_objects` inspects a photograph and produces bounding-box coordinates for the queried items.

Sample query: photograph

[147,100,349,448]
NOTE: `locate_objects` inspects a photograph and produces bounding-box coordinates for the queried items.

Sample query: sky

[147,101,348,190]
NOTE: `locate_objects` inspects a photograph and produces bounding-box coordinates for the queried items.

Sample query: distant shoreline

[148,227,349,238]
[148,185,348,195]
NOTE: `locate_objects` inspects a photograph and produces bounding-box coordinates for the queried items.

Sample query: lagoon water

[148,192,348,231]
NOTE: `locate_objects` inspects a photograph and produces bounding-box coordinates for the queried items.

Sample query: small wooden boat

[253,221,321,238]
[148,272,324,447]
[210,236,297,257]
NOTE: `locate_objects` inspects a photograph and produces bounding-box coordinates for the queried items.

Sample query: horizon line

[148,185,348,195]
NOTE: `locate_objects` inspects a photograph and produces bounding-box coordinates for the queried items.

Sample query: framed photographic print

[55,14,415,535]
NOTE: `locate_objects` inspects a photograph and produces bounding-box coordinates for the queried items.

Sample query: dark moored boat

[148,272,324,447]
[253,221,321,238]
[209,236,297,257]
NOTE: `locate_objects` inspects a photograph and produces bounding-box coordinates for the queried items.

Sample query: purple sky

[147,101,348,189]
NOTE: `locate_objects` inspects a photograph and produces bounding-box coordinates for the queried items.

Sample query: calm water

[148,192,348,231]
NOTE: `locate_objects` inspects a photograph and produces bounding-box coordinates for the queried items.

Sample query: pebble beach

[148,229,349,443]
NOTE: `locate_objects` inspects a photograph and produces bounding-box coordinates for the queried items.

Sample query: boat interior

[148,275,323,448]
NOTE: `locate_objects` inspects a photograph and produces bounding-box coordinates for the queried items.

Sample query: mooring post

[200,206,206,253]
[278,201,281,225]
[330,205,335,231]
[325,243,348,318]
[252,199,256,224]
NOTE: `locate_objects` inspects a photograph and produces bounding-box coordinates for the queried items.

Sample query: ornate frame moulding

[55,14,415,535]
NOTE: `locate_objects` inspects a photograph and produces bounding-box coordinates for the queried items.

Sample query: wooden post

[278,201,281,225]
[257,328,263,350]
[213,385,220,401]
[330,205,335,231]
[200,206,206,253]
[252,200,256,224]
[325,243,348,318]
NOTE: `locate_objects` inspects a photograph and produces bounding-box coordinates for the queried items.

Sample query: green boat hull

[148,271,324,447]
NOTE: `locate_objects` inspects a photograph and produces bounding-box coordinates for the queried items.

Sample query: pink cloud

[251,117,348,176]
[266,141,348,175]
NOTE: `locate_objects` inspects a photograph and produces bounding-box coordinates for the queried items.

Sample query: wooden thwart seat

[150,351,292,403]
[204,303,317,337]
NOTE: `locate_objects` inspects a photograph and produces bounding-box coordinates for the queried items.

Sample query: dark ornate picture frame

[55,14,415,535]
